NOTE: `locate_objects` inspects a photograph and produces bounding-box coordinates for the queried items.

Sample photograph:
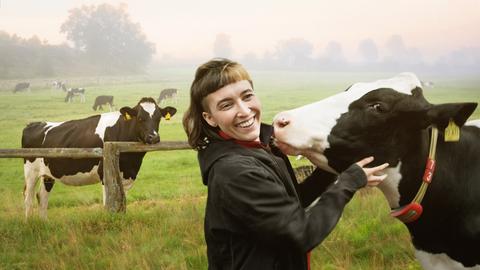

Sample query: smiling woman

[182,58,389,270]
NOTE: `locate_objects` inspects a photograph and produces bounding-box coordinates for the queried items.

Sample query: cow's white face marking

[140,102,156,118]
[43,122,65,144]
[95,112,121,141]
[415,249,478,270]
[377,163,402,208]
[273,72,422,168]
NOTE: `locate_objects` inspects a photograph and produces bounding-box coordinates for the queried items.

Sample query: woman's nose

[237,102,251,115]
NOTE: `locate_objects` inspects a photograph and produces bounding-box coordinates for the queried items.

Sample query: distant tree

[60,3,155,74]
[213,33,233,59]
[358,38,378,64]
[323,41,346,64]
[275,38,314,68]
[384,35,424,68]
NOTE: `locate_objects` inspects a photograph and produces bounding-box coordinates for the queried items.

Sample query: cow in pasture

[421,81,435,88]
[272,73,479,269]
[65,88,86,103]
[21,97,177,219]
[93,95,114,111]
[13,82,30,93]
[157,88,178,104]
[52,80,66,90]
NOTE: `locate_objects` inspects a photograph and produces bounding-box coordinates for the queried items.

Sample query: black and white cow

[272,73,479,269]
[52,80,66,90]
[157,88,178,104]
[13,82,30,93]
[65,88,86,103]
[21,97,177,219]
[93,95,114,111]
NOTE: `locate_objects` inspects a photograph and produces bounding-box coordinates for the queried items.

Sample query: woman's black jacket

[198,124,367,270]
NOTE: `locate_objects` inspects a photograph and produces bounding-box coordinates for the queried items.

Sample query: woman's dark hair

[183,58,252,149]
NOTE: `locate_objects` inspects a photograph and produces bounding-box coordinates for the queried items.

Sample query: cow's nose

[273,113,291,130]
[146,134,160,144]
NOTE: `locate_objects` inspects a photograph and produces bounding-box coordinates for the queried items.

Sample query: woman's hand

[356,156,389,187]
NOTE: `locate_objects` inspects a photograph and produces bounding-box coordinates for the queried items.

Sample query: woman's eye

[243,93,254,101]
[219,103,232,110]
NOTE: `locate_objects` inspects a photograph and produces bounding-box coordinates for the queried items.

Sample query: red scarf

[218,130,264,149]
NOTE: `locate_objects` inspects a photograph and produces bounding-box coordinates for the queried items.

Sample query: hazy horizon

[2,0,480,65]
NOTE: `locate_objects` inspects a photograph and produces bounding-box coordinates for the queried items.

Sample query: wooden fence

[0,141,191,213]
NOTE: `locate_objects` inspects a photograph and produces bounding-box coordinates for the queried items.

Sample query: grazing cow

[21,97,177,219]
[93,95,114,111]
[13,82,30,93]
[421,81,435,88]
[157,88,178,104]
[272,73,479,269]
[65,88,86,103]
[52,80,66,90]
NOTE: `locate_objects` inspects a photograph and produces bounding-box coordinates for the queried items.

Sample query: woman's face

[202,80,262,141]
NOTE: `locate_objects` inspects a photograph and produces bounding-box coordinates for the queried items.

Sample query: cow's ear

[160,106,177,120]
[120,107,137,120]
[426,102,478,129]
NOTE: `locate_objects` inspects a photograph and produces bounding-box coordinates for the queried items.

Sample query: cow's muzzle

[144,134,160,144]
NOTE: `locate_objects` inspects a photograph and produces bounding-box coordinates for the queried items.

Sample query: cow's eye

[368,103,385,112]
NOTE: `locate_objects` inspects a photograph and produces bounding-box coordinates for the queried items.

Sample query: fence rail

[0,148,103,158]
[0,141,191,214]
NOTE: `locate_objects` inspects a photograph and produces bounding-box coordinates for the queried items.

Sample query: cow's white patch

[415,249,479,270]
[95,112,121,141]
[56,165,101,186]
[122,178,135,191]
[273,73,422,156]
[140,102,156,117]
[377,163,402,208]
[32,158,101,186]
[466,119,480,128]
[42,122,65,144]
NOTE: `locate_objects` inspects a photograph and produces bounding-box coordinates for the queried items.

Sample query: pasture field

[0,69,478,269]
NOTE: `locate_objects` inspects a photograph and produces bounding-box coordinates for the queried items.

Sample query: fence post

[103,142,126,213]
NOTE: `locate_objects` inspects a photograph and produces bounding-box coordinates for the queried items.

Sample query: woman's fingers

[365,162,390,174]
[355,156,390,186]
[356,156,374,167]
[366,174,388,186]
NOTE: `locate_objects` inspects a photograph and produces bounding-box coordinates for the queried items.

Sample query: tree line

[0,4,155,79]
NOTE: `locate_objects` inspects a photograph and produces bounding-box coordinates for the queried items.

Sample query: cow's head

[273,73,477,173]
[120,97,177,144]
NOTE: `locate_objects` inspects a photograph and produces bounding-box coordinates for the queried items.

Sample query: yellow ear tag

[444,119,460,142]
[125,113,132,121]
[165,112,171,120]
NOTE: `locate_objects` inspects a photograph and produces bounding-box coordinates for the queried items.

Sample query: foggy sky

[1,0,480,64]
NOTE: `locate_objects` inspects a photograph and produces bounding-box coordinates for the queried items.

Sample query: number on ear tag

[444,119,459,142]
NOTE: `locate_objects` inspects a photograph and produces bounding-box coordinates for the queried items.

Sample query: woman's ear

[202,112,218,127]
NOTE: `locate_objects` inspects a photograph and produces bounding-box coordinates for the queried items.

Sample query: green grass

[0,69,478,269]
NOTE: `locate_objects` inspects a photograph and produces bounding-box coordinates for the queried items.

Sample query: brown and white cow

[21,97,177,219]
[273,73,479,269]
